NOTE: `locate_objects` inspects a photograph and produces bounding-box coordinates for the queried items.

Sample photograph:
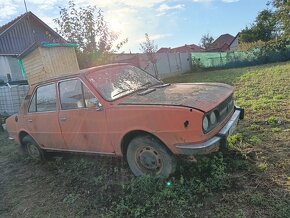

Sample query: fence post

[178,53,183,73]
[167,53,172,73]
[188,53,193,71]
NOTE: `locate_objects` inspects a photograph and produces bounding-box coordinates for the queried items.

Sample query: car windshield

[86,65,161,101]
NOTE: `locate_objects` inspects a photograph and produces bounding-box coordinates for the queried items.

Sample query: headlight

[202,116,209,131]
[210,111,217,125]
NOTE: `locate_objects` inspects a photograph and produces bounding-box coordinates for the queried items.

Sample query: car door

[26,83,65,149]
[58,78,114,153]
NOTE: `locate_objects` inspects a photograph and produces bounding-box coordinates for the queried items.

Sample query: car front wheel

[126,135,176,178]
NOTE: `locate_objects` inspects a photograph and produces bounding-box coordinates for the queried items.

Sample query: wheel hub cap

[27,143,40,159]
[136,146,162,173]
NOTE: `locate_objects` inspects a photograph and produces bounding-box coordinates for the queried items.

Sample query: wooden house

[19,42,79,84]
[0,11,65,82]
[0,12,75,115]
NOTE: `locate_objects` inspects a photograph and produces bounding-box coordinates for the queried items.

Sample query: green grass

[164,67,246,85]
[1,62,290,217]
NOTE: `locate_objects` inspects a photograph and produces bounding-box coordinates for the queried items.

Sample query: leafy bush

[192,57,204,72]
[267,116,279,125]
[227,133,243,149]
[249,136,262,145]
[105,154,227,217]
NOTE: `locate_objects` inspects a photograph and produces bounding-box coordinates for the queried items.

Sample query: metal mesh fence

[0,85,29,115]
[191,47,290,69]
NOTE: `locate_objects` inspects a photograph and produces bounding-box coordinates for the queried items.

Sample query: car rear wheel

[126,135,176,178]
[22,135,45,161]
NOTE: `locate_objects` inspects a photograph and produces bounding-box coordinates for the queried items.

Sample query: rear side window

[59,79,100,110]
[28,83,57,112]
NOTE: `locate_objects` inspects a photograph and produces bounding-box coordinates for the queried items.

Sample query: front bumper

[176,106,244,155]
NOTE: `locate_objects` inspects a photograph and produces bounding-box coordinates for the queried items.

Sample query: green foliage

[272,127,282,132]
[200,33,214,49]
[250,192,268,207]
[240,9,278,43]
[191,57,204,72]
[249,136,262,145]
[189,38,290,71]
[271,0,290,36]
[227,133,243,149]
[234,209,247,218]
[63,193,80,204]
[240,1,289,43]
[165,67,245,85]
[238,40,266,51]
[267,116,279,125]
[257,162,268,171]
[139,33,159,78]
[106,154,227,217]
[54,0,127,68]
[2,62,290,218]
[251,38,290,64]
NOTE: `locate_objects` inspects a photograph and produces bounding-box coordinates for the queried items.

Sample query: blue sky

[0,0,269,52]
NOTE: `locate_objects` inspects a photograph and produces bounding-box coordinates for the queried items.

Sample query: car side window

[59,79,100,110]
[37,84,57,112]
[83,85,101,108]
[29,93,36,112]
[29,83,57,112]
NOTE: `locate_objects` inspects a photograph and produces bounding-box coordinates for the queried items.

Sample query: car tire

[22,135,45,161]
[126,135,176,178]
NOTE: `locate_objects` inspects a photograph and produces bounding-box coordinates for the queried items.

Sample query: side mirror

[96,102,103,111]
[85,98,103,111]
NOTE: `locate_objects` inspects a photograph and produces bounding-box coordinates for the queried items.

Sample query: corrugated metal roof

[18,42,79,59]
[0,13,25,35]
[0,11,66,55]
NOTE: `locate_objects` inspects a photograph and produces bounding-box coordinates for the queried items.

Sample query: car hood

[119,83,233,112]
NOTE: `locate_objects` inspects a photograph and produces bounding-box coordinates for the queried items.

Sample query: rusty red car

[6,63,244,177]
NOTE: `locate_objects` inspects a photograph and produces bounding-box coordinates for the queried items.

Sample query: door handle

[60,117,67,122]
[28,119,32,123]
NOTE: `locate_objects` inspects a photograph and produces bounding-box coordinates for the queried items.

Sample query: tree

[54,0,127,68]
[139,33,159,78]
[271,0,290,36]
[200,33,214,49]
[240,9,278,43]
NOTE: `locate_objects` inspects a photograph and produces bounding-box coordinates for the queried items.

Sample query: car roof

[30,63,130,86]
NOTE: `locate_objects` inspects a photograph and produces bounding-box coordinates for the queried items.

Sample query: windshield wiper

[154,83,171,88]
[140,82,152,88]
[112,89,129,97]
[137,81,163,90]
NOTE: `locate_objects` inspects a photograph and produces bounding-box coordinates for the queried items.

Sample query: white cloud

[0,0,175,52]
[27,0,58,10]
[12,0,59,10]
[192,0,239,2]
[222,0,239,3]
[0,1,18,20]
[192,0,213,2]
[157,4,184,12]
[150,33,172,40]
[138,33,172,43]
[39,15,57,29]
[78,0,166,8]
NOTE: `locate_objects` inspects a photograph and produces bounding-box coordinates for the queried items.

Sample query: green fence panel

[191,48,290,69]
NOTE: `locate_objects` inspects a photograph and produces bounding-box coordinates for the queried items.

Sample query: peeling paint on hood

[119,83,233,112]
